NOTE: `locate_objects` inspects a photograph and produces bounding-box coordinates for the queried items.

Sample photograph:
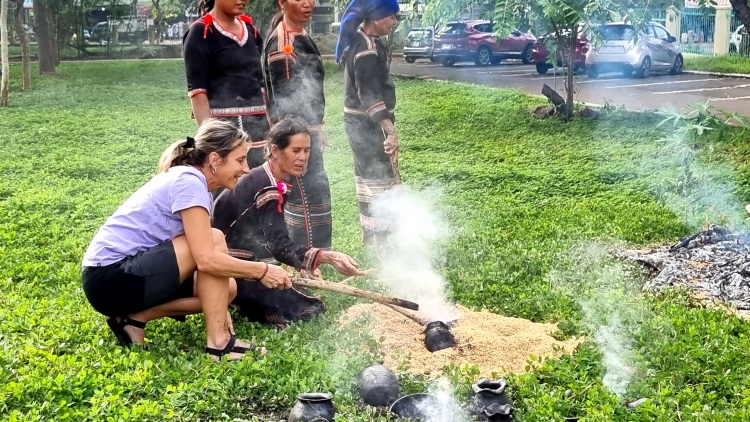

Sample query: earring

[212,166,217,175]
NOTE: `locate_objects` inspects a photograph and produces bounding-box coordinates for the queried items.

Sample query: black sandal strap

[123,317,147,329]
[106,316,133,348]
[206,334,237,358]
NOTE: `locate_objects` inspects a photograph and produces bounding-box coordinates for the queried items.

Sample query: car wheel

[670,54,683,75]
[441,58,456,67]
[430,56,435,63]
[636,56,651,78]
[521,44,534,64]
[587,66,599,79]
[474,46,492,66]
[536,62,550,75]
[405,57,416,63]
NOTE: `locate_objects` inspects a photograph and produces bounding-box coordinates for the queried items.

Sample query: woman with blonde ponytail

[81,119,292,361]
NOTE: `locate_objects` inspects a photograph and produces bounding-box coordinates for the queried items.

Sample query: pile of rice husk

[339,304,582,378]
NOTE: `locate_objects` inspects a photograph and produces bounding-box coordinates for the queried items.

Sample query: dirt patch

[339,303,582,378]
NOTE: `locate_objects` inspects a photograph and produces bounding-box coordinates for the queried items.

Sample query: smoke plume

[371,186,460,323]
[547,242,653,397]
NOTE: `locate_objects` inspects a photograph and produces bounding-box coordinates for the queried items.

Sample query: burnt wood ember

[619,225,750,310]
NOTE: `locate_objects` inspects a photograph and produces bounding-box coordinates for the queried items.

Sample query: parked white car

[730,25,746,53]
[586,22,683,78]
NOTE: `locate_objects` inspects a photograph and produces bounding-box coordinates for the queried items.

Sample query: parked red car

[531,29,590,74]
[433,20,537,67]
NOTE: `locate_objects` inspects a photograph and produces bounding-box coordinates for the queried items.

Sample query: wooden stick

[293,277,419,311]
[384,303,429,326]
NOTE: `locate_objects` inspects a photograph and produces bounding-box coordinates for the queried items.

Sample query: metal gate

[680,8,716,55]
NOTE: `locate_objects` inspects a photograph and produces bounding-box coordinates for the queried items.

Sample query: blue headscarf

[335,0,400,63]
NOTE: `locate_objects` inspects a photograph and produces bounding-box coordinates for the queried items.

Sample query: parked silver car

[403,28,435,63]
[586,22,683,78]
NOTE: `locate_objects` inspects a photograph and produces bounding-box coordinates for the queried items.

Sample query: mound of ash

[619,225,750,311]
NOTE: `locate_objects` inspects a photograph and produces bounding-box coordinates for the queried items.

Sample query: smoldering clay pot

[423,321,456,352]
[389,393,453,422]
[469,378,511,416]
[357,364,400,407]
[287,393,335,422]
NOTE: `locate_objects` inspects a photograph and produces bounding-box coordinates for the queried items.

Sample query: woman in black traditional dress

[183,0,270,169]
[263,0,332,252]
[335,0,400,251]
[212,118,364,326]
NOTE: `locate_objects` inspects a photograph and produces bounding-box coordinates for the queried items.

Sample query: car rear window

[439,23,467,35]
[599,25,636,41]
[407,29,432,41]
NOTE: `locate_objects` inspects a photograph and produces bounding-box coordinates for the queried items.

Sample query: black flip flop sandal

[106,316,146,348]
[206,334,265,360]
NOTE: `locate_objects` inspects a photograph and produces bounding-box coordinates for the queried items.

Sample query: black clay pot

[356,364,400,407]
[482,403,513,421]
[389,393,453,422]
[423,321,456,352]
[287,393,335,422]
[469,378,510,416]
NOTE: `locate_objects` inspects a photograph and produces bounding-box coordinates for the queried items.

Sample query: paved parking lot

[390,59,750,116]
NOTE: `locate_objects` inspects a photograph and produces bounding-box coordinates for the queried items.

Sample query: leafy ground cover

[7,44,168,61]
[684,54,750,74]
[1,60,750,421]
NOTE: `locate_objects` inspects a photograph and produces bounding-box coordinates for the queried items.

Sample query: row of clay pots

[287,365,515,421]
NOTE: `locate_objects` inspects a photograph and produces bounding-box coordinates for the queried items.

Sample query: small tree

[493,0,624,118]
[1,0,8,107]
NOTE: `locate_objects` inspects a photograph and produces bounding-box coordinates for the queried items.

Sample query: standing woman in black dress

[183,0,271,170]
[263,0,332,253]
[335,0,400,252]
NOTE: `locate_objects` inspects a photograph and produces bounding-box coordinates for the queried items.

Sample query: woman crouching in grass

[213,117,364,326]
[81,118,292,361]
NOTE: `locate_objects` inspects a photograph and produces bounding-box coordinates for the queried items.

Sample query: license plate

[412,42,420,47]
[600,46,623,54]
[442,44,453,50]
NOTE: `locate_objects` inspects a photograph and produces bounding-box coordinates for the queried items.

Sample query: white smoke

[370,186,460,323]
[547,242,651,397]
[594,314,635,397]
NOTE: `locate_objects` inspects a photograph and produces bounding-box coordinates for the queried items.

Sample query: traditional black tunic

[183,14,270,168]
[212,162,323,272]
[342,28,399,235]
[263,21,332,250]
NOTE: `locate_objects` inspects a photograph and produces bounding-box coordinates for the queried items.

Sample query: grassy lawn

[2,60,750,421]
[684,54,750,74]
[8,44,168,61]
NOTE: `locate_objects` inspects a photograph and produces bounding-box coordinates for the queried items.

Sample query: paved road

[390,59,750,116]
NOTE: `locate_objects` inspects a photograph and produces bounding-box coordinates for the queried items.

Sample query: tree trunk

[564,25,578,119]
[12,0,29,90]
[730,0,750,34]
[51,15,59,66]
[35,0,56,74]
[1,0,9,107]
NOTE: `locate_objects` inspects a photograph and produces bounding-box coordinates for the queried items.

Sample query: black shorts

[82,241,194,317]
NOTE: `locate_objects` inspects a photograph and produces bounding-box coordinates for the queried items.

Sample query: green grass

[684,54,750,74]
[8,44,168,61]
[2,60,750,421]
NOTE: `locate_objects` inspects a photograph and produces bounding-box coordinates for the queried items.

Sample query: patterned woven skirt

[343,114,399,236]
